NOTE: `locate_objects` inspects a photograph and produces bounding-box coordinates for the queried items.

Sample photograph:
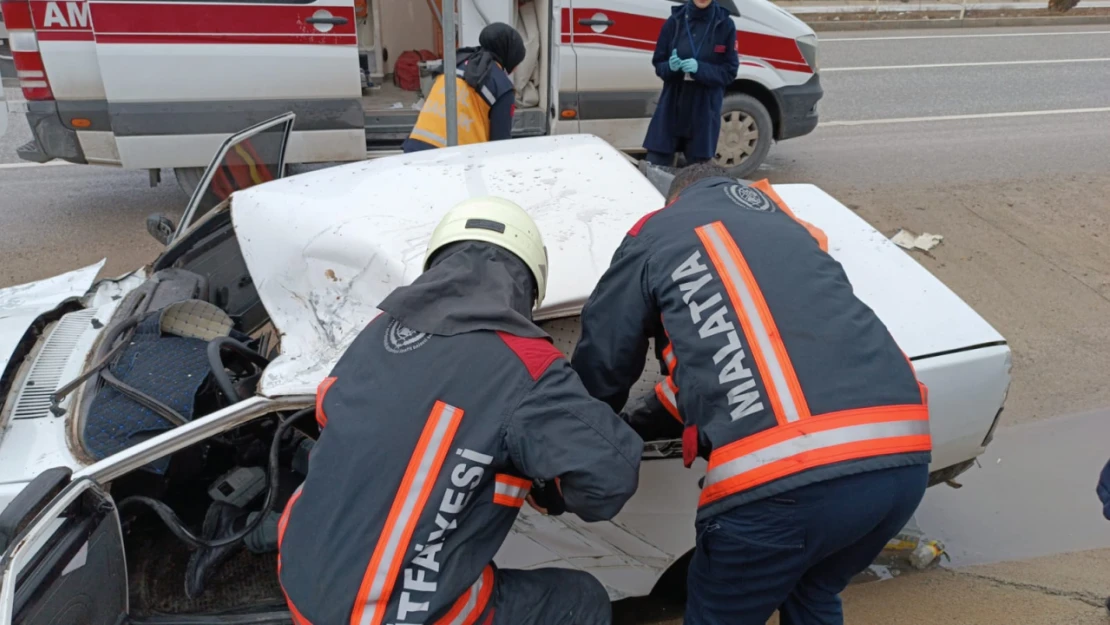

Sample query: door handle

[307,16,349,25]
[578,18,615,26]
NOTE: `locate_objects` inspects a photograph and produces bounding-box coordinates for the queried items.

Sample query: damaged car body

[0,121,1012,624]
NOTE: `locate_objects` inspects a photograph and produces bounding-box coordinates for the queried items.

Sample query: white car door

[88,0,366,170]
[0,472,127,625]
[566,0,740,150]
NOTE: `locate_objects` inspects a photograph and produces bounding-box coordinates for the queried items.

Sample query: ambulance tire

[174,167,207,198]
[715,93,773,180]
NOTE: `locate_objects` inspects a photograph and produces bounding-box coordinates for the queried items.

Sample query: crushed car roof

[230,134,1003,398]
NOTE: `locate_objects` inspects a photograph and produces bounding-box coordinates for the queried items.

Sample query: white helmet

[424,196,549,308]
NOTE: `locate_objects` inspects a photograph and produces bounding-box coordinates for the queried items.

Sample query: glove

[528,478,566,516]
[620,391,683,442]
[681,58,699,74]
[668,50,683,72]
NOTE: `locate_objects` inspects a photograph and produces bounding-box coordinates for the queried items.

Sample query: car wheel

[714,93,773,179]
[174,166,206,197]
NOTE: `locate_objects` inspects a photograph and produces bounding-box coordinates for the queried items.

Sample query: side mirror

[146,213,176,245]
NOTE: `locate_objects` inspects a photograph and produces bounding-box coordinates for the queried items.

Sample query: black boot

[185,502,250,599]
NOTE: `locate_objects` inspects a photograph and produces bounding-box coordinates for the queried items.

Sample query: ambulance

[0,0,821,189]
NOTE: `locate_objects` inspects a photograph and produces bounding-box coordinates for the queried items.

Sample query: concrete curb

[806,13,1110,29]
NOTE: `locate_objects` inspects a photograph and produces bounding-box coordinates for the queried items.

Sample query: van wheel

[715,94,773,179]
[173,167,207,197]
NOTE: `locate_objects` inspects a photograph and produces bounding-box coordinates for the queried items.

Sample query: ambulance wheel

[715,94,773,179]
[174,167,207,198]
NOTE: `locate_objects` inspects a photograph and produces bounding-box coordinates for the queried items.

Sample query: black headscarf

[460,22,526,91]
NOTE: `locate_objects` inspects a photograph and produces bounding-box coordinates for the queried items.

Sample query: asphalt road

[819,27,1110,121]
[3,23,1110,625]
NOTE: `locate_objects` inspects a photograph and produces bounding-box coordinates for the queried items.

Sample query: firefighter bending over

[572,163,932,625]
[277,197,644,625]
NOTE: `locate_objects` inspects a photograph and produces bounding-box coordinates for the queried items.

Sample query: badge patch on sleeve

[383,319,432,353]
[714,44,726,53]
[724,185,776,212]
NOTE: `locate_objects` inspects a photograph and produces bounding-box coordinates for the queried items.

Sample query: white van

[0,0,821,186]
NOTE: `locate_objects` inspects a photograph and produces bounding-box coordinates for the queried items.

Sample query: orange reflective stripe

[433,565,495,625]
[493,474,531,508]
[695,222,811,424]
[662,344,676,370]
[654,378,682,422]
[699,405,930,506]
[278,483,312,625]
[751,180,829,253]
[657,337,682,422]
[709,404,928,465]
[316,376,337,429]
[284,587,315,625]
[350,401,465,625]
[276,484,304,550]
[900,351,929,405]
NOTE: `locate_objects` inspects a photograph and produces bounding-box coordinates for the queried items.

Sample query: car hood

[0,262,105,388]
[230,134,1003,398]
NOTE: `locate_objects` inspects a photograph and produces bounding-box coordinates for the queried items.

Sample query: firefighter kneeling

[277,197,644,625]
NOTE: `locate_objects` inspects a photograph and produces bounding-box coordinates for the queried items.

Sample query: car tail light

[1,0,54,101]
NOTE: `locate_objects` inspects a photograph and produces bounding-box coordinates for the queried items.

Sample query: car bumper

[773,73,823,141]
[17,101,87,164]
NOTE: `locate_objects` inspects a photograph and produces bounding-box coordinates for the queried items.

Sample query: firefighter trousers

[684,464,929,625]
[489,566,612,625]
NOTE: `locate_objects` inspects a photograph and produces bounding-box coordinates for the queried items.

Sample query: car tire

[714,93,773,179]
[174,166,206,198]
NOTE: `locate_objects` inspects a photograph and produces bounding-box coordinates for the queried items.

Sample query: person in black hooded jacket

[643,0,739,168]
[404,22,526,152]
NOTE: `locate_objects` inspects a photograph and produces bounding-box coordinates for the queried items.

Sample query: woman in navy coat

[643,0,740,168]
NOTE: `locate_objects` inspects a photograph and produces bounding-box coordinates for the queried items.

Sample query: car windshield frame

[172,112,296,244]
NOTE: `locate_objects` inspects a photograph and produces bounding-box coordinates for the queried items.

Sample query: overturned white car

[0,118,1010,623]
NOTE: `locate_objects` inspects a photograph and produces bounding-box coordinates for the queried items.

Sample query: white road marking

[0,160,76,170]
[821,30,1110,42]
[824,57,1110,72]
[822,106,1110,127]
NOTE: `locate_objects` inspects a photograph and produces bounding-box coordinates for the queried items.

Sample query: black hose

[101,369,189,427]
[207,337,270,404]
[117,406,314,549]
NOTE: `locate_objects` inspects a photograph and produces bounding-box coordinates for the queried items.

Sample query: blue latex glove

[668,50,683,72]
[1098,458,1110,520]
[681,58,699,74]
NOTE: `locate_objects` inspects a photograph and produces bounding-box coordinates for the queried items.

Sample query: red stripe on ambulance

[89,2,357,45]
[562,7,812,74]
